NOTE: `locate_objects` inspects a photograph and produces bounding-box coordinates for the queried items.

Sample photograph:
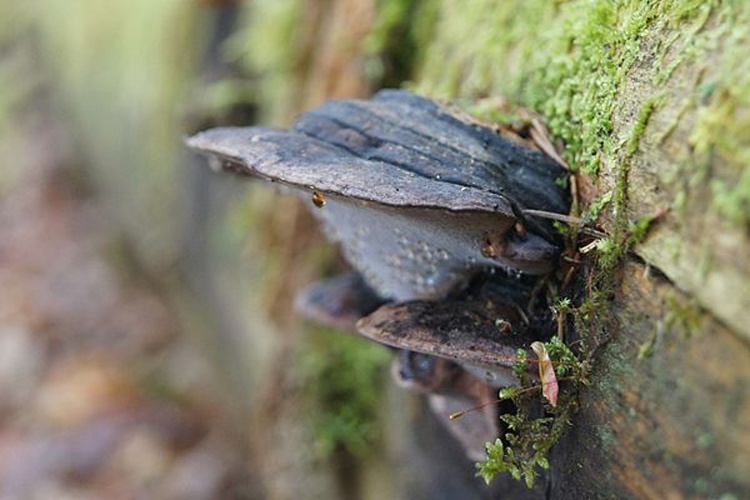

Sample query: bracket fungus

[188,90,568,300]
[187,90,570,460]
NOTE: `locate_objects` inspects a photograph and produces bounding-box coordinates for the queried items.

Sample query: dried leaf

[531,341,558,407]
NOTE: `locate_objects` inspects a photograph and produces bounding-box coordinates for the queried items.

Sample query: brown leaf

[531,341,558,407]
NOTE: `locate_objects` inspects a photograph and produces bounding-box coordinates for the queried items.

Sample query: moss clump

[683,5,750,227]
[418,0,749,225]
[298,328,390,458]
[233,0,307,124]
[476,336,586,487]
[363,0,440,87]
[626,96,660,157]
[418,1,680,173]
[664,293,704,339]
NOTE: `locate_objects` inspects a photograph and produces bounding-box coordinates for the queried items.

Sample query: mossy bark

[412,1,749,497]
[418,0,750,342]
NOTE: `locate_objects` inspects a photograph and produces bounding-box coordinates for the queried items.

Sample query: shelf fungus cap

[187,90,569,300]
[356,293,537,387]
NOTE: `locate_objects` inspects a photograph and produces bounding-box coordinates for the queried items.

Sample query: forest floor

[0,117,257,498]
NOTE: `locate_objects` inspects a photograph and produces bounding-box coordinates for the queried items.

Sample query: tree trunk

[412,2,750,497]
[236,1,749,497]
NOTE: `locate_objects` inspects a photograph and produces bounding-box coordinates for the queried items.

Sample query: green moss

[234,0,306,124]
[626,97,660,157]
[637,328,660,360]
[477,396,574,488]
[664,293,704,339]
[418,0,750,231]
[420,1,669,173]
[418,8,750,433]
[363,0,440,87]
[693,82,750,227]
[583,191,613,222]
[476,336,585,488]
[674,5,750,225]
[298,328,390,458]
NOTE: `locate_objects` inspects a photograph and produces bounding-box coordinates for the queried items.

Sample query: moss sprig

[475,336,586,487]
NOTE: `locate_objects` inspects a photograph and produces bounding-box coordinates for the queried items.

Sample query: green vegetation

[298,328,390,458]
[418,0,750,225]
[363,0,440,87]
[235,0,305,124]
[476,336,586,487]
[664,293,704,340]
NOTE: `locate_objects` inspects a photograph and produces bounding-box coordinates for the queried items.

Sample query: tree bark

[552,261,750,498]
[412,2,750,497]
